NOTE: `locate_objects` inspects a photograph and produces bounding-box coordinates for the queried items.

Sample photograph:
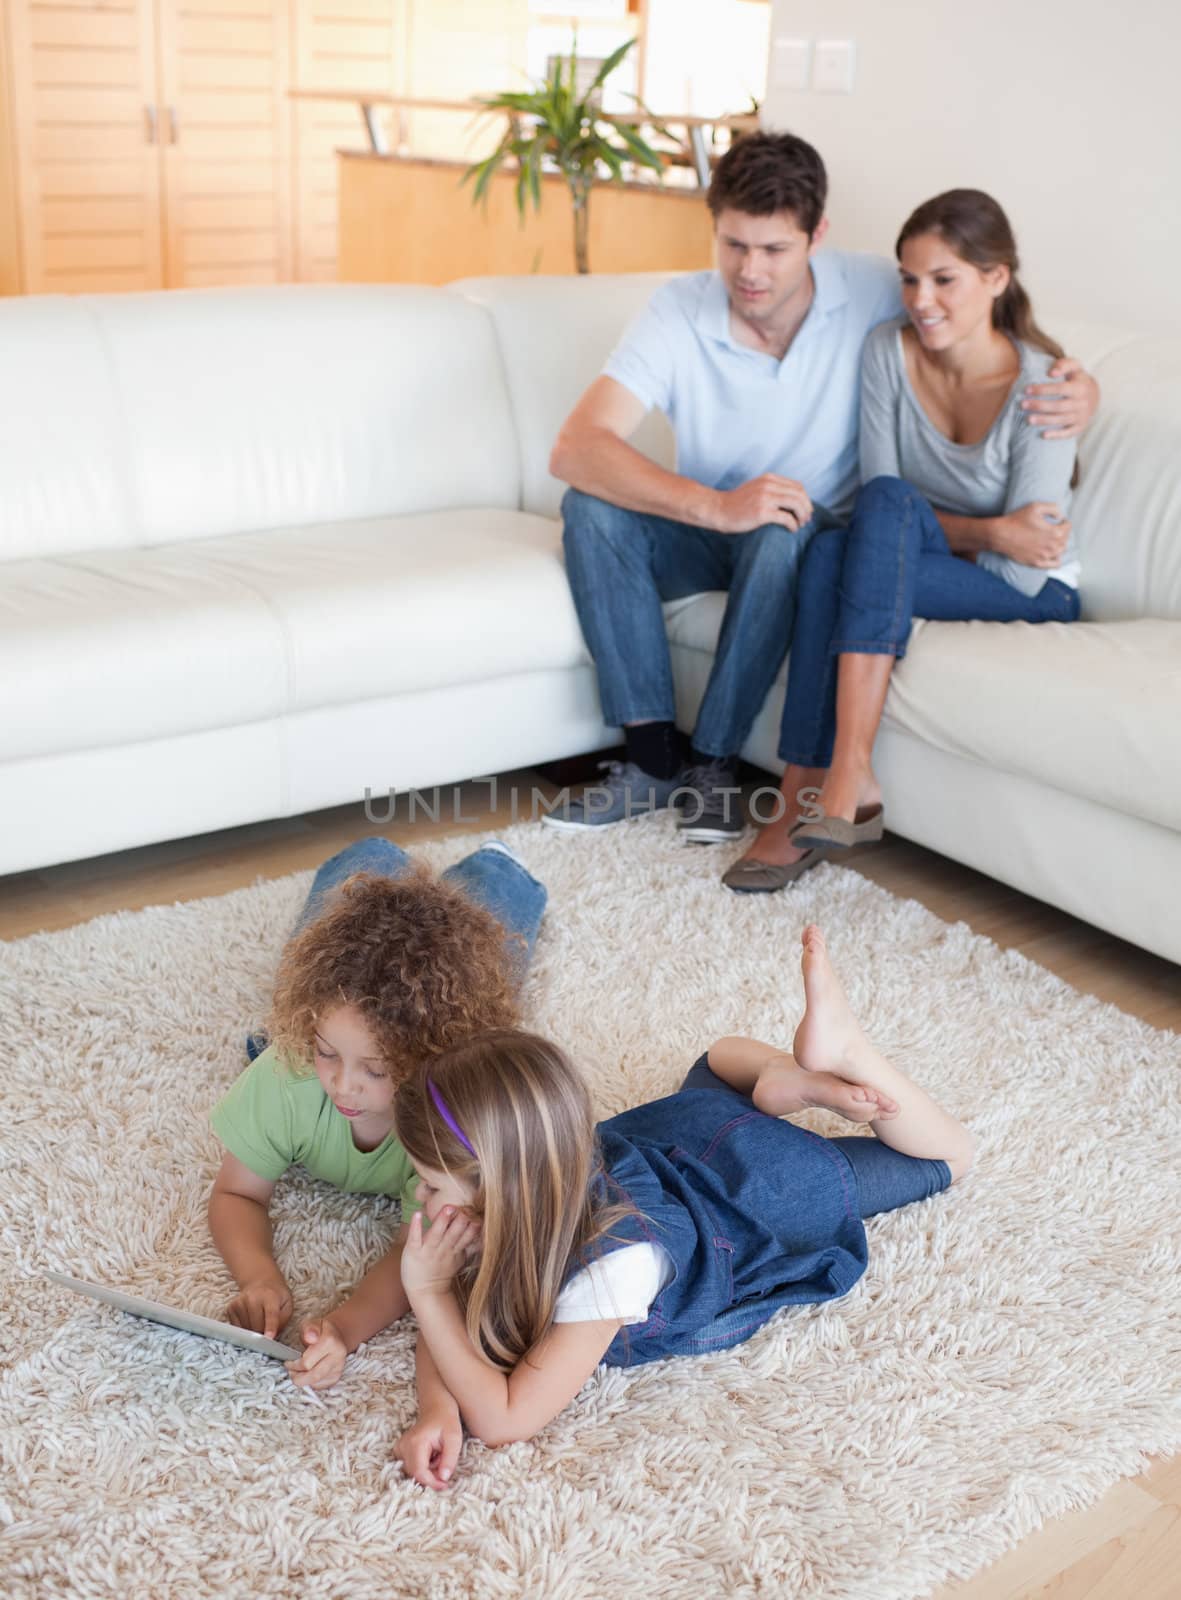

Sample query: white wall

[644,0,769,117]
[762,0,1181,333]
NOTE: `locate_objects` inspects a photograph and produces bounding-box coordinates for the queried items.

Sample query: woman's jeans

[562,486,836,761]
[779,475,1081,766]
[246,836,547,1059]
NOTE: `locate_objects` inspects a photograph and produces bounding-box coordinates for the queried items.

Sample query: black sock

[689,745,734,774]
[625,721,685,780]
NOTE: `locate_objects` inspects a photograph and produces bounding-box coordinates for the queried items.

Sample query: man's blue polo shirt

[602,250,902,520]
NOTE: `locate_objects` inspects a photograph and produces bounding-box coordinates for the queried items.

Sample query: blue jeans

[779,475,1081,765]
[680,1056,950,1219]
[247,837,547,1058]
[562,487,833,761]
[294,836,546,958]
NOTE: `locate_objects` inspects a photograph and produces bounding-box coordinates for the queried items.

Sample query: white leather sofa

[1,277,1178,965]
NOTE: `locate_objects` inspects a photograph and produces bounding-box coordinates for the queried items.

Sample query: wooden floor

[2,771,1178,1599]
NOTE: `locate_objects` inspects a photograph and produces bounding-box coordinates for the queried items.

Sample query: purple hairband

[427,1077,476,1157]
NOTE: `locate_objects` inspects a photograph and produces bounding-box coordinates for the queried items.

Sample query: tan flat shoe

[789,804,884,850]
[721,848,828,894]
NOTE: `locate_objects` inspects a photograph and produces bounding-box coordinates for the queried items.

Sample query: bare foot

[753,1058,896,1123]
[791,927,897,1119]
[739,765,827,866]
[738,812,811,869]
[811,766,883,827]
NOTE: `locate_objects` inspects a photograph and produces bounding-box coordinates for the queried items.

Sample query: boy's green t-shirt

[209,1047,420,1219]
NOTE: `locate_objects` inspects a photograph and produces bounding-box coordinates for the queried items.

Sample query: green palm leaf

[462,33,663,272]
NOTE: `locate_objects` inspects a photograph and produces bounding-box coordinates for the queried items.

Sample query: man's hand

[287,1316,349,1389]
[995,502,1071,567]
[401,1208,481,1300]
[1020,357,1099,440]
[225,1277,293,1340]
[711,474,813,535]
[396,1406,464,1490]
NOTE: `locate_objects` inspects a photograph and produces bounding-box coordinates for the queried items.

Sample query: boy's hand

[401,1208,480,1299]
[226,1277,293,1340]
[396,1406,464,1490]
[288,1316,349,1389]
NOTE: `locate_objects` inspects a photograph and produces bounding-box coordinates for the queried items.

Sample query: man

[543,132,1095,842]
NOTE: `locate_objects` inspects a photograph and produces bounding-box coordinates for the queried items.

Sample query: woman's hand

[396,1405,465,1490]
[401,1208,481,1300]
[225,1276,293,1340]
[994,503,1071,567]
[1021,358,1099,440]
[287,1316,349,1389]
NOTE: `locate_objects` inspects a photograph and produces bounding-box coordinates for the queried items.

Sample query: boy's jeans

[245,837,547,1060]
[293,836,546,960]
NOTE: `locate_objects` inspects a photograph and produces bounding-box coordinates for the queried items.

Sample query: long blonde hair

[394,1030,633,1371]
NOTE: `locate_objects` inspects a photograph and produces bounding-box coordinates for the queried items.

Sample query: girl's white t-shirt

[552,1241,674,1325]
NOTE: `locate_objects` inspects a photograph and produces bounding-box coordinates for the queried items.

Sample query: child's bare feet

[753,1059,895,1124]
[791,925,899,1118]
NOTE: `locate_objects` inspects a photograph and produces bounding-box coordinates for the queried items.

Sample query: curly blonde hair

[267,867,522,1083]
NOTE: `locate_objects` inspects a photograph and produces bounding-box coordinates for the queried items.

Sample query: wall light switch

[770,37,811,94]
[813,39,855,94]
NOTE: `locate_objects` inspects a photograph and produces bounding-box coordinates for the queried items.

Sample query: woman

[724,189,1083,892]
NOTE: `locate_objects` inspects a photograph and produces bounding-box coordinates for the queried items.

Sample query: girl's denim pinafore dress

[588,1077,869,1369]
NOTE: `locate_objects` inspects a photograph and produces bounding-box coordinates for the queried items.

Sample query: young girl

[207,833,546,1392]
[393,924,973,1482]
[726,187,1085,892]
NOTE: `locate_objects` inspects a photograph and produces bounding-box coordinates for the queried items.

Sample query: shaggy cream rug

[1,819,1179,1600]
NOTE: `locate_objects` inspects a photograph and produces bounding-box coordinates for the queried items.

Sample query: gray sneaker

[540,759,683,833]
[675,759,745,843]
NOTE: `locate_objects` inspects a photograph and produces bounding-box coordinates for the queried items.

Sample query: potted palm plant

[463,39,665,275]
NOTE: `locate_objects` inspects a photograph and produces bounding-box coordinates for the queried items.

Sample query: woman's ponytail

[993,272,1065,365]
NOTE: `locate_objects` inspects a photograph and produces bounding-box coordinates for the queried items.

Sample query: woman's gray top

[859,318,1079,595]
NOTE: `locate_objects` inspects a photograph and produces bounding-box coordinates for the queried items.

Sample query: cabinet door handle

[144,105,157,144]
[167,106,179,144]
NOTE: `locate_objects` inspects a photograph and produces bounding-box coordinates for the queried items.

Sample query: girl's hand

[287,1316,348,1389]
[995,503,1071,567]
[396,1405,464,1490]
[226,1277,293,1341]
[401,1208,481,1300]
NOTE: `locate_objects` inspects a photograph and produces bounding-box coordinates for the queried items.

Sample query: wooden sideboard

[337,151,715,282]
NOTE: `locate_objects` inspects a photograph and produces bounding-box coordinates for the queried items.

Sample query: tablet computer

[46,1270,302,1362]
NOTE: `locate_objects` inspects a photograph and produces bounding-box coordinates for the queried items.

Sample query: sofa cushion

[181,509,586,712]
[884,617,1181,832]
[452,275,676,522]
[0,286,523,565]
[665,596,1181,833]
[0,298,140,564]
[1072,333,1181,622]
[0,549,289,763]
[0,510,584,762]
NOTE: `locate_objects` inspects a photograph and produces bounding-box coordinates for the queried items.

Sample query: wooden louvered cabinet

[155,0,292,288]
[4,0,166,291]
[290,0,397,283]
[0,0,376,293]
